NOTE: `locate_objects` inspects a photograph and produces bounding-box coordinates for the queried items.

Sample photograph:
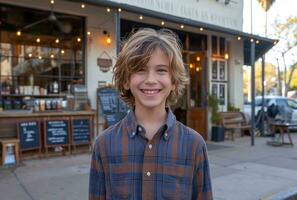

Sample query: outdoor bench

[219,111,251,141]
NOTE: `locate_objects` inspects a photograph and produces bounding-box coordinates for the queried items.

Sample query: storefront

[0,0,276,143]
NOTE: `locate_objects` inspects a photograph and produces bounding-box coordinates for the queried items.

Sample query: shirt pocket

[162,163,193,200]
[110,163,133,200]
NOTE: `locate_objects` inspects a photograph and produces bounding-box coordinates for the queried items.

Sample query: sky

[243,0,297,68]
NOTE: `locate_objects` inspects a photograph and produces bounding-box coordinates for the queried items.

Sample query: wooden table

[270,123,294,146]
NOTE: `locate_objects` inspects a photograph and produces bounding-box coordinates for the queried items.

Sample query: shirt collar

[123,107,176,140]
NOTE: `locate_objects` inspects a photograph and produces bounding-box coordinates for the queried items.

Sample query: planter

[211,126,225,142]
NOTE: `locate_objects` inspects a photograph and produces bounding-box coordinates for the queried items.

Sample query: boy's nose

[144,71,157,84]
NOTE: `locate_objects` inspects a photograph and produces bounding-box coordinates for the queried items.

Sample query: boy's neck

[134,106,167,137]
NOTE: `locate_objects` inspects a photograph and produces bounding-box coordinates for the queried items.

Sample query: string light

[61,50,65,54]
[237,36,241,40]
[224,53,229,60]
[107,8,111,12]
[189,64,193,69]
[118,8,122,12]
[196,56,200,61]
[36,38,40,43]
[87,31,91,36]
[196,67,200,72]
[180,24,184,29]
[77,37,81,42]
[139,15,143,20]
[16,30,21,36]
[161,21,165,26]
[50,0,54,4]
[250,38,254,42]
[81,3,85,8]
[55,38,59,43]
[199,27,204,31]
[38,56,42,59]
[28,53,32,58]
[106,36,111,44]
[50,54,55,58]
[256,40,259,44]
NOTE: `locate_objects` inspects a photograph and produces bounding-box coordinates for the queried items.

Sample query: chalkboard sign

[97,87,129,128]
[46,120,68,145]
[72,119,90,144]
[18,121,40,150]
[98,88,120,114]
[106,113,127,127]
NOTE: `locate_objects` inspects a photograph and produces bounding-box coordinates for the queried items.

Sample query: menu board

[106,113,127,127]
[46,120,68,145]
[72,119,90,144]
[18,121,40,150]
[97,87,129,127]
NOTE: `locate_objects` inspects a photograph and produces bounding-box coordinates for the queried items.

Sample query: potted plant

[208,94,225,142]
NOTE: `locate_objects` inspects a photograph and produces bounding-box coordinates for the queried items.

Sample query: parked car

[243,96,297,130]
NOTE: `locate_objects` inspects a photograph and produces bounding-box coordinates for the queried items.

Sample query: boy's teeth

[142,89,159,94]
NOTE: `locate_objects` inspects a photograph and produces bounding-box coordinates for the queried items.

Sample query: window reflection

[0,3,85,95]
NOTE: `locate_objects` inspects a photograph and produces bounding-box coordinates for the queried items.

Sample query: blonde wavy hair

[113,28,189,107]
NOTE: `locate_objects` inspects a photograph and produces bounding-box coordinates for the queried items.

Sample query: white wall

[228,38,244,110]
[0,0,116,109]
[108,0,243,31]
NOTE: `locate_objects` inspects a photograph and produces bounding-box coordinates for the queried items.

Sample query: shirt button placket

[142,141,155,199]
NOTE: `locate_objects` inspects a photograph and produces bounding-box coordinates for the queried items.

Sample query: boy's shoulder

[176,120,206,146]
[94,120,123,144]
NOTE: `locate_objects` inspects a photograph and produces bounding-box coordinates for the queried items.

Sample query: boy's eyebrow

[155,64,169,67]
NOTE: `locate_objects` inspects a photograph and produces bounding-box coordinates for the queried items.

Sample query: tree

[273,16,297,96]
[243,62,278,98]
[257,0,275,11]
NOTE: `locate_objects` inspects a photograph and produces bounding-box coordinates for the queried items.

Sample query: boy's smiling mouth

[140,89,161,95]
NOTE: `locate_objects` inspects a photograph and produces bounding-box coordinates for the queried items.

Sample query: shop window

[189,33,207,51]
[211,35,228,108]
[212,36,218,55]
[212,36,226,57]
[0,4,85,98]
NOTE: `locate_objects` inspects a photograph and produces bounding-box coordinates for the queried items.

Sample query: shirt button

[138,127,142,132]
[132,132,136,136]
[148,144,152,149]
[146,171,151,177]
[164,133,168,137]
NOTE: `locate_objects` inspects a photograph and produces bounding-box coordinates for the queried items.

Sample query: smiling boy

[89,28,213,200]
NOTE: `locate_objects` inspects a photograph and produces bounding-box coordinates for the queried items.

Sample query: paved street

[1,134,297,200]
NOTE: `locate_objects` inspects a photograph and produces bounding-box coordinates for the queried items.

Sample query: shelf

[0,94,68,98]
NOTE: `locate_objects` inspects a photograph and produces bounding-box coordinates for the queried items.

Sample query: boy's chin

[136,101,166,110]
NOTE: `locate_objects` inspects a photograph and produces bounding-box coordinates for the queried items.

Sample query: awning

[70,0,277,65]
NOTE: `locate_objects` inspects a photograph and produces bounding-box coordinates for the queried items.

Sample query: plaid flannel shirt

[89,109,213,200]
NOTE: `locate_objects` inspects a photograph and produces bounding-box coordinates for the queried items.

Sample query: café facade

[0,0,276,146]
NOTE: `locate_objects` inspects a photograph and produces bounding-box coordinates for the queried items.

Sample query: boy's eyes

[157,68,168,72]
[135,67,169,73]
[136,68,146,72]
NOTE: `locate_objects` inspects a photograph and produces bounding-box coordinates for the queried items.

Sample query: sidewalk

[1,134,297,200]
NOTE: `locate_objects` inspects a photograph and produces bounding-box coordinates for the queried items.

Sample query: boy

[89,28,213,200]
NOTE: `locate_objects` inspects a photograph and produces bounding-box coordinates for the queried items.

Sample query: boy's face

[125,48,175,111]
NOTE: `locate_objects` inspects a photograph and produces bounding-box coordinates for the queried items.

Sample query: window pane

[212,36,217,55]
[219,37,225,56]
